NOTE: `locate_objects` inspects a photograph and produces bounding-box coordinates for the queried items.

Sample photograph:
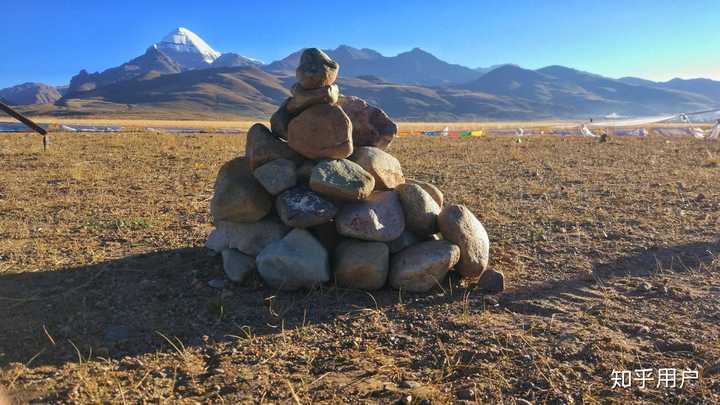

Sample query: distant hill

[264,45,484,86]
[68,46,183,93]
[58,66,289,117]
[15,27,720,120]
[0,82,62,105]
[458,65,712,117]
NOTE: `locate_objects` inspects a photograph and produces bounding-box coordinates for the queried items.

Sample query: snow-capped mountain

[155,27,222,69]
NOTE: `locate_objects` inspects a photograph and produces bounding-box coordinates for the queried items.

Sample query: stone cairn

[206,48,502,293]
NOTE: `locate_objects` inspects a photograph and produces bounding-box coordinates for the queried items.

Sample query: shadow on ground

[1,239,718,368]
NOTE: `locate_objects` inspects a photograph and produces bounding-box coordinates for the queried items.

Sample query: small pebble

[399,380,421,389]
[457,388,475,400]
[636,282,652,293]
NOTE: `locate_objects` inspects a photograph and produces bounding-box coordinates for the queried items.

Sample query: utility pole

[0,101,49,151]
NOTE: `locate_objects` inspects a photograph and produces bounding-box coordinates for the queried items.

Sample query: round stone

[437,204,490,279]
[350,146,405,190]
[296,48,339,89]
[334,240,389,290]
[407,178,443,208]
[309,159,375,201]
[335,191,405,242]
[395,183,441,236]
[389,240,460,293]
[288,104,353,160]
[276,186,338,228]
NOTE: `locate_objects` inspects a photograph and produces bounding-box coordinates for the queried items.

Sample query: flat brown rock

[288,104,353,160]
[339,95,397,149]
[287,84,339,114]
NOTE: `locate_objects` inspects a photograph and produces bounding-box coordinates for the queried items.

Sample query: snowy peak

[156,27,221,69]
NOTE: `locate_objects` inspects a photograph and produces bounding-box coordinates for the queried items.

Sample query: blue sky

[1,0,719,88]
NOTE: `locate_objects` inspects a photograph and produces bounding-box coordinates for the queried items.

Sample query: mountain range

[5,27,719,120]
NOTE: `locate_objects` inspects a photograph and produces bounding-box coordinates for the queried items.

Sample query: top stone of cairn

[296,48,339,90]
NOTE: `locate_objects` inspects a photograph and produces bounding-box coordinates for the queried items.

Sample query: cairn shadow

[500,239,720,317]
[0,247,409,368]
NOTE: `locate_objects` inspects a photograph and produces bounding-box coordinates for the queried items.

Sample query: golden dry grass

[0,132,719,403]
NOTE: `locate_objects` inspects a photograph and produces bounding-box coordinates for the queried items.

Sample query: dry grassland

[0,131,719,403]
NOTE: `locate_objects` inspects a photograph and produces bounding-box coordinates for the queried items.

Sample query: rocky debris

[287,83,339,113]
[350,146,405,190]
[407,178,443,208]
[206,48,495,292]
[210,157,272,223]
[395,183,441,236]
[336,191,405,242]
[309,159,375,200]
[288,104,353,159]
[477,268,504,293]
[339,95,397,149]
[438,204,490,279]
[246,123,302,170]
[269,98,295,140]
[256,229,330,290]
[334,240,389,290]
[276,186,337,228]
[253,158,297,195]
[389,240,460,292]
[221,249,256,283]
[387,230,419,253]
[296,48,339,90]
[206,219,290,256]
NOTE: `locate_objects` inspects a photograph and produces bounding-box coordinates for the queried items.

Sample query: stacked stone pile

[207,48,502,293]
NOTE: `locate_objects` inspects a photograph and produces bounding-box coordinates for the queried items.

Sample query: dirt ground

[1,131,719,404]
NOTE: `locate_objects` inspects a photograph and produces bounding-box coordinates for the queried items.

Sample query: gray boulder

[395,183,441,236]
[334,240,389,290]
[210,157,271,223]
[221,249,256,283]
[256,229,330,290]
[309,159,375,201]
[206,218,290,256]
[336,191,405,242]
[276,186,338,228]
[437,204,490,279]
[407,178,444,208]
[253,158,297,195]
[389,240,460,293]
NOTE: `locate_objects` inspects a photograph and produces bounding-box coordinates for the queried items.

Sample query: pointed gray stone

[256,229,330,290]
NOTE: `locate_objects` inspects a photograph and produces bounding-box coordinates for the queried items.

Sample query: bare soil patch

[1,132,718,403]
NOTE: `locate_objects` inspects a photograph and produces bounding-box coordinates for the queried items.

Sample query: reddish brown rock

[288,104,353,160]
[246,123,301,170]
[296,48,339,89]
[270,98,296,140]
[339,95,397,149]
[287,83,339,113]
[210,157,272,223]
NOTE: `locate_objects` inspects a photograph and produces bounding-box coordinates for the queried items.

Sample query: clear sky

[1,0,719,88]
